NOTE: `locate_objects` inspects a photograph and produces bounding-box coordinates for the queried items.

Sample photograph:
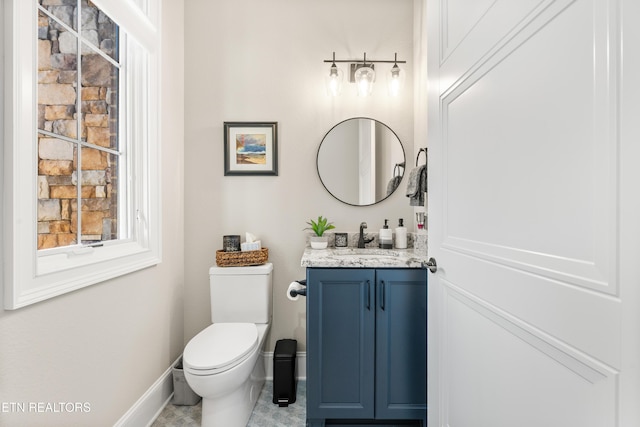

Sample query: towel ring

[393,162,406,177]
[415,148,427,166]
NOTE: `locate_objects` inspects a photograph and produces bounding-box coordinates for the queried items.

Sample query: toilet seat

[184,323,258,374]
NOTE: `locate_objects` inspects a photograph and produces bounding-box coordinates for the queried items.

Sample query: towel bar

[415,148,427,166]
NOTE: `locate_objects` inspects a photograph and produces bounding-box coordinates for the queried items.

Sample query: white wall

[0,1,185,425]
[184,0,416,351]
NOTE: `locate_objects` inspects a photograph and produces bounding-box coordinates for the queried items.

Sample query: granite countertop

[301,247,429,268]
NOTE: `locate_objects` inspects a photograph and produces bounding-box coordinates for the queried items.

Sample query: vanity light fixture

[324,52,407,97]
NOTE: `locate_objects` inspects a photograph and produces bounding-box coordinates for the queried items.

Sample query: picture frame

[223,122,278,176]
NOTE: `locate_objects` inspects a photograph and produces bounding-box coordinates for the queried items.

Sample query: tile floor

[151,380,306,427]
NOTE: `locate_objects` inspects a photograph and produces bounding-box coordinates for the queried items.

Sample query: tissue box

[241,241,261,251]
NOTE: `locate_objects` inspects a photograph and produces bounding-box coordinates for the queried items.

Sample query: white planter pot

[310,236,328,249]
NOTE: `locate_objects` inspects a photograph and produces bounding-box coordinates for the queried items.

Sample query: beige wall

[0,0,185,425]
[184,0,416,351]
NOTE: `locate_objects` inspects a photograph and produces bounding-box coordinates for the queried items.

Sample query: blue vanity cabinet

[375,269,427,422]
[306,267,427,427]
[306,268,376,421]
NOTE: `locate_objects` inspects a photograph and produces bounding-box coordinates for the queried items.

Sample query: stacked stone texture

[37,0,119,250]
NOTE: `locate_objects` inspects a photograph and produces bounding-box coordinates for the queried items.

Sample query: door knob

[425,257,437,273]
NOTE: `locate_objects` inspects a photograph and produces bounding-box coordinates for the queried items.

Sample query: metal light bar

[323,52,407,64]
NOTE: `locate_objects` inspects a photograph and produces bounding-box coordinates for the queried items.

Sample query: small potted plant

[305,215,335,249]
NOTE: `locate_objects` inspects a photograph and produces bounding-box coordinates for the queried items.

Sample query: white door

[426,0,640,426]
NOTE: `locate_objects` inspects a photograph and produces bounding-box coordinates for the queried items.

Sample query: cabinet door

[307,268,376,420]
[375,269,427,420]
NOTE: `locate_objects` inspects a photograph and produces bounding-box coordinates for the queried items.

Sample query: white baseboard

[263,351,306,381]
[114,355,180,427]
[115,351,307,427]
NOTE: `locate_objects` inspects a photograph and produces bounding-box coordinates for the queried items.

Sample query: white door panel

[441,251,621,371]
[427,0,639,424]
[440,0,566,84]
[442,0,617,294]
[443,282,617,427]
[441,0,497,59]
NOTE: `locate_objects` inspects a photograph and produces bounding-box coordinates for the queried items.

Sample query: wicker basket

[215,248,268,267]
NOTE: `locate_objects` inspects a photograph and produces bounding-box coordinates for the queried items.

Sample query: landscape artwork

[223,122,278,176]
[235,133,266,165]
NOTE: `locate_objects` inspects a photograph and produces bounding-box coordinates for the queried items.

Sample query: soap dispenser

[379,219,393,249]
[395,218,407,249]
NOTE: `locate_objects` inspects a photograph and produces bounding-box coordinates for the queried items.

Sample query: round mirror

[317,118,405,206]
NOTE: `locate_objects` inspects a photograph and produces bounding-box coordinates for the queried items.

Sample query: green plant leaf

[304,215,335,236]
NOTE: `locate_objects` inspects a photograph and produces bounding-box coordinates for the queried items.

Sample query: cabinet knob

[425,257,437,273]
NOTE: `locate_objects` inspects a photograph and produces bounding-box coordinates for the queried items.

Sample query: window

[37,0,123,250]
[37,0,122,251]
[3,0,161,309]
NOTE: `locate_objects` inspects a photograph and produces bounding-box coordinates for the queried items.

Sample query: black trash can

[273,339,297,407]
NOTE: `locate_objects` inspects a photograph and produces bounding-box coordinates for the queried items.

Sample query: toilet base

[200,353,266,427]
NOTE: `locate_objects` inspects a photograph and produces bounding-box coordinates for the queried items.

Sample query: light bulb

[354,66,375,97]
[387,63,404,96]
[325,63,343,96]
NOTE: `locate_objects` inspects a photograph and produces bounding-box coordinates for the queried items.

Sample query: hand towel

[405,165,427,206]
[386,175,402,196]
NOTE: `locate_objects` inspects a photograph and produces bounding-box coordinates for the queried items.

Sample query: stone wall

[37,0,119,250]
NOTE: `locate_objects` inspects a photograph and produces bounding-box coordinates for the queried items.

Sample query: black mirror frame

[316,117,406,207]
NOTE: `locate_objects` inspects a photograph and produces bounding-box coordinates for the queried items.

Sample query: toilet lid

[184,323,258,371]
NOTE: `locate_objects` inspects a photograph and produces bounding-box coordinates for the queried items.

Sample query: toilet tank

[209,263,273,324]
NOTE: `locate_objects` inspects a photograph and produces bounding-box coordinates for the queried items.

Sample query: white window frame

[2,0,161,309]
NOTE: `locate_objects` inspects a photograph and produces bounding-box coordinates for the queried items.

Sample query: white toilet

[183,263,273,427]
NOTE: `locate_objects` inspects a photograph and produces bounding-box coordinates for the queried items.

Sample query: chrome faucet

[358,222,375,248]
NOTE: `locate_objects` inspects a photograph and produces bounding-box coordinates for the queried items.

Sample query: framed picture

[223,122,278,176]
